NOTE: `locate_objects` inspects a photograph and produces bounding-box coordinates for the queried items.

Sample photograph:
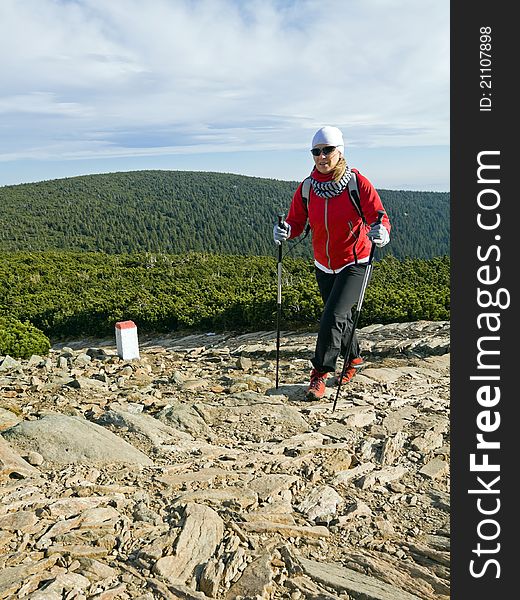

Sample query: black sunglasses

[310,145,336,157]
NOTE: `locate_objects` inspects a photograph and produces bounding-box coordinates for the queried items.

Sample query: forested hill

[0,170,449,259]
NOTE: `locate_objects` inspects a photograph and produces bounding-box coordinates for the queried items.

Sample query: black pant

[311,263,368,373]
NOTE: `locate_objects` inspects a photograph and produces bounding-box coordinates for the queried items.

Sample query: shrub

[0,251,450,338]
[0,315,51,359]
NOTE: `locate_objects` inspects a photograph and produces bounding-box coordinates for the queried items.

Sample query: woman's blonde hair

[332,156,347,182]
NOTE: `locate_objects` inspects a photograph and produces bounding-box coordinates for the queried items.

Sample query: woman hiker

[273,126,391,401]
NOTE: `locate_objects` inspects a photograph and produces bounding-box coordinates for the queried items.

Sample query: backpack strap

[347,172,366,225]
[299,178,312,237]
[301,172,366,224]
[300,177,312,209]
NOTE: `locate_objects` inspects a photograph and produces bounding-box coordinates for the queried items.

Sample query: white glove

[273,221,291,245]
[367,223,390,247]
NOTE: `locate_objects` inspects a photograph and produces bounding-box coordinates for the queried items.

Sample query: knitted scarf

[310,165,352,199]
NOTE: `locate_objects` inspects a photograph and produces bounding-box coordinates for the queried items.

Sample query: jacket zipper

[349,220,359,265]
[324,198,332,270]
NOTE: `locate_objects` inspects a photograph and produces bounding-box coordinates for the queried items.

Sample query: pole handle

[276,213,285,259]
[278,213,286,234]
[368,210,386,261]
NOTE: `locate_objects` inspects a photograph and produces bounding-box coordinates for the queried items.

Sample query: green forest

[0,251,449,342]
[0,170,450,357]
[0,170,449,260]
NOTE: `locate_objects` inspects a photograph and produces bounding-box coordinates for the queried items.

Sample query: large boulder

[2,414,153,466]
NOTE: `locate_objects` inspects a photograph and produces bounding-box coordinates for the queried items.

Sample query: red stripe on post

[115,320,136,330]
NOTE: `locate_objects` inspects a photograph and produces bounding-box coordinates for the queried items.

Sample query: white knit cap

[311,126,344,155]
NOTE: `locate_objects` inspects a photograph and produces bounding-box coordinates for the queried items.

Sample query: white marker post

[115,320,140,360]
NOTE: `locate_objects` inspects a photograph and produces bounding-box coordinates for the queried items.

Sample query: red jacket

[286,168,391,272]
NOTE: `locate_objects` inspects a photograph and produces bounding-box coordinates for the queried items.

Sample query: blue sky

[0,0,449,191]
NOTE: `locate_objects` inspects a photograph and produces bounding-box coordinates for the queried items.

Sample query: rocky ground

[0,320,450,600]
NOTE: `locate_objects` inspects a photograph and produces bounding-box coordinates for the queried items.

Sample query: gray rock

[67,375,107,390]
[204,395,311,442]
[299,556,423,600]
[73,353,92,366]
[96,405,194,448]
[0,509,38,532]
[0,435,40,476]
[23,450,45,466]
[225,552,274,600]
[383,407,419,434]
[362,367,403,383]
[297,484,344,522]
[318,421,354,440]
[153,502,224,584]
[2,414,153,465]
[379,431,407,465]
[0,355,23,372]
[27,354,46,368]
[419,457,449,479]
[337,499,373,523]
[358,465,408,489]
[0,558,58,599]
[411,429,444,453]
[173,487,258,510]
[247,474,299,502]
[157,402,213,438]
[342,407,377,428]
[0,407,22,431]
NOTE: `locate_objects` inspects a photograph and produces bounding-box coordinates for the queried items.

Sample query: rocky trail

[0,320,450,600]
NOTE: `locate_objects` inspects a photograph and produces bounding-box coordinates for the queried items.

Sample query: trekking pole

[275,213,285,389]
[332,210,385,412]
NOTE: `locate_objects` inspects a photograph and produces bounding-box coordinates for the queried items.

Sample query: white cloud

[0,0,449,163]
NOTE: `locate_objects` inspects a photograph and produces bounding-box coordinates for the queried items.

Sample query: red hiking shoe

[335,357,364,385]
[306,369,328,401]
